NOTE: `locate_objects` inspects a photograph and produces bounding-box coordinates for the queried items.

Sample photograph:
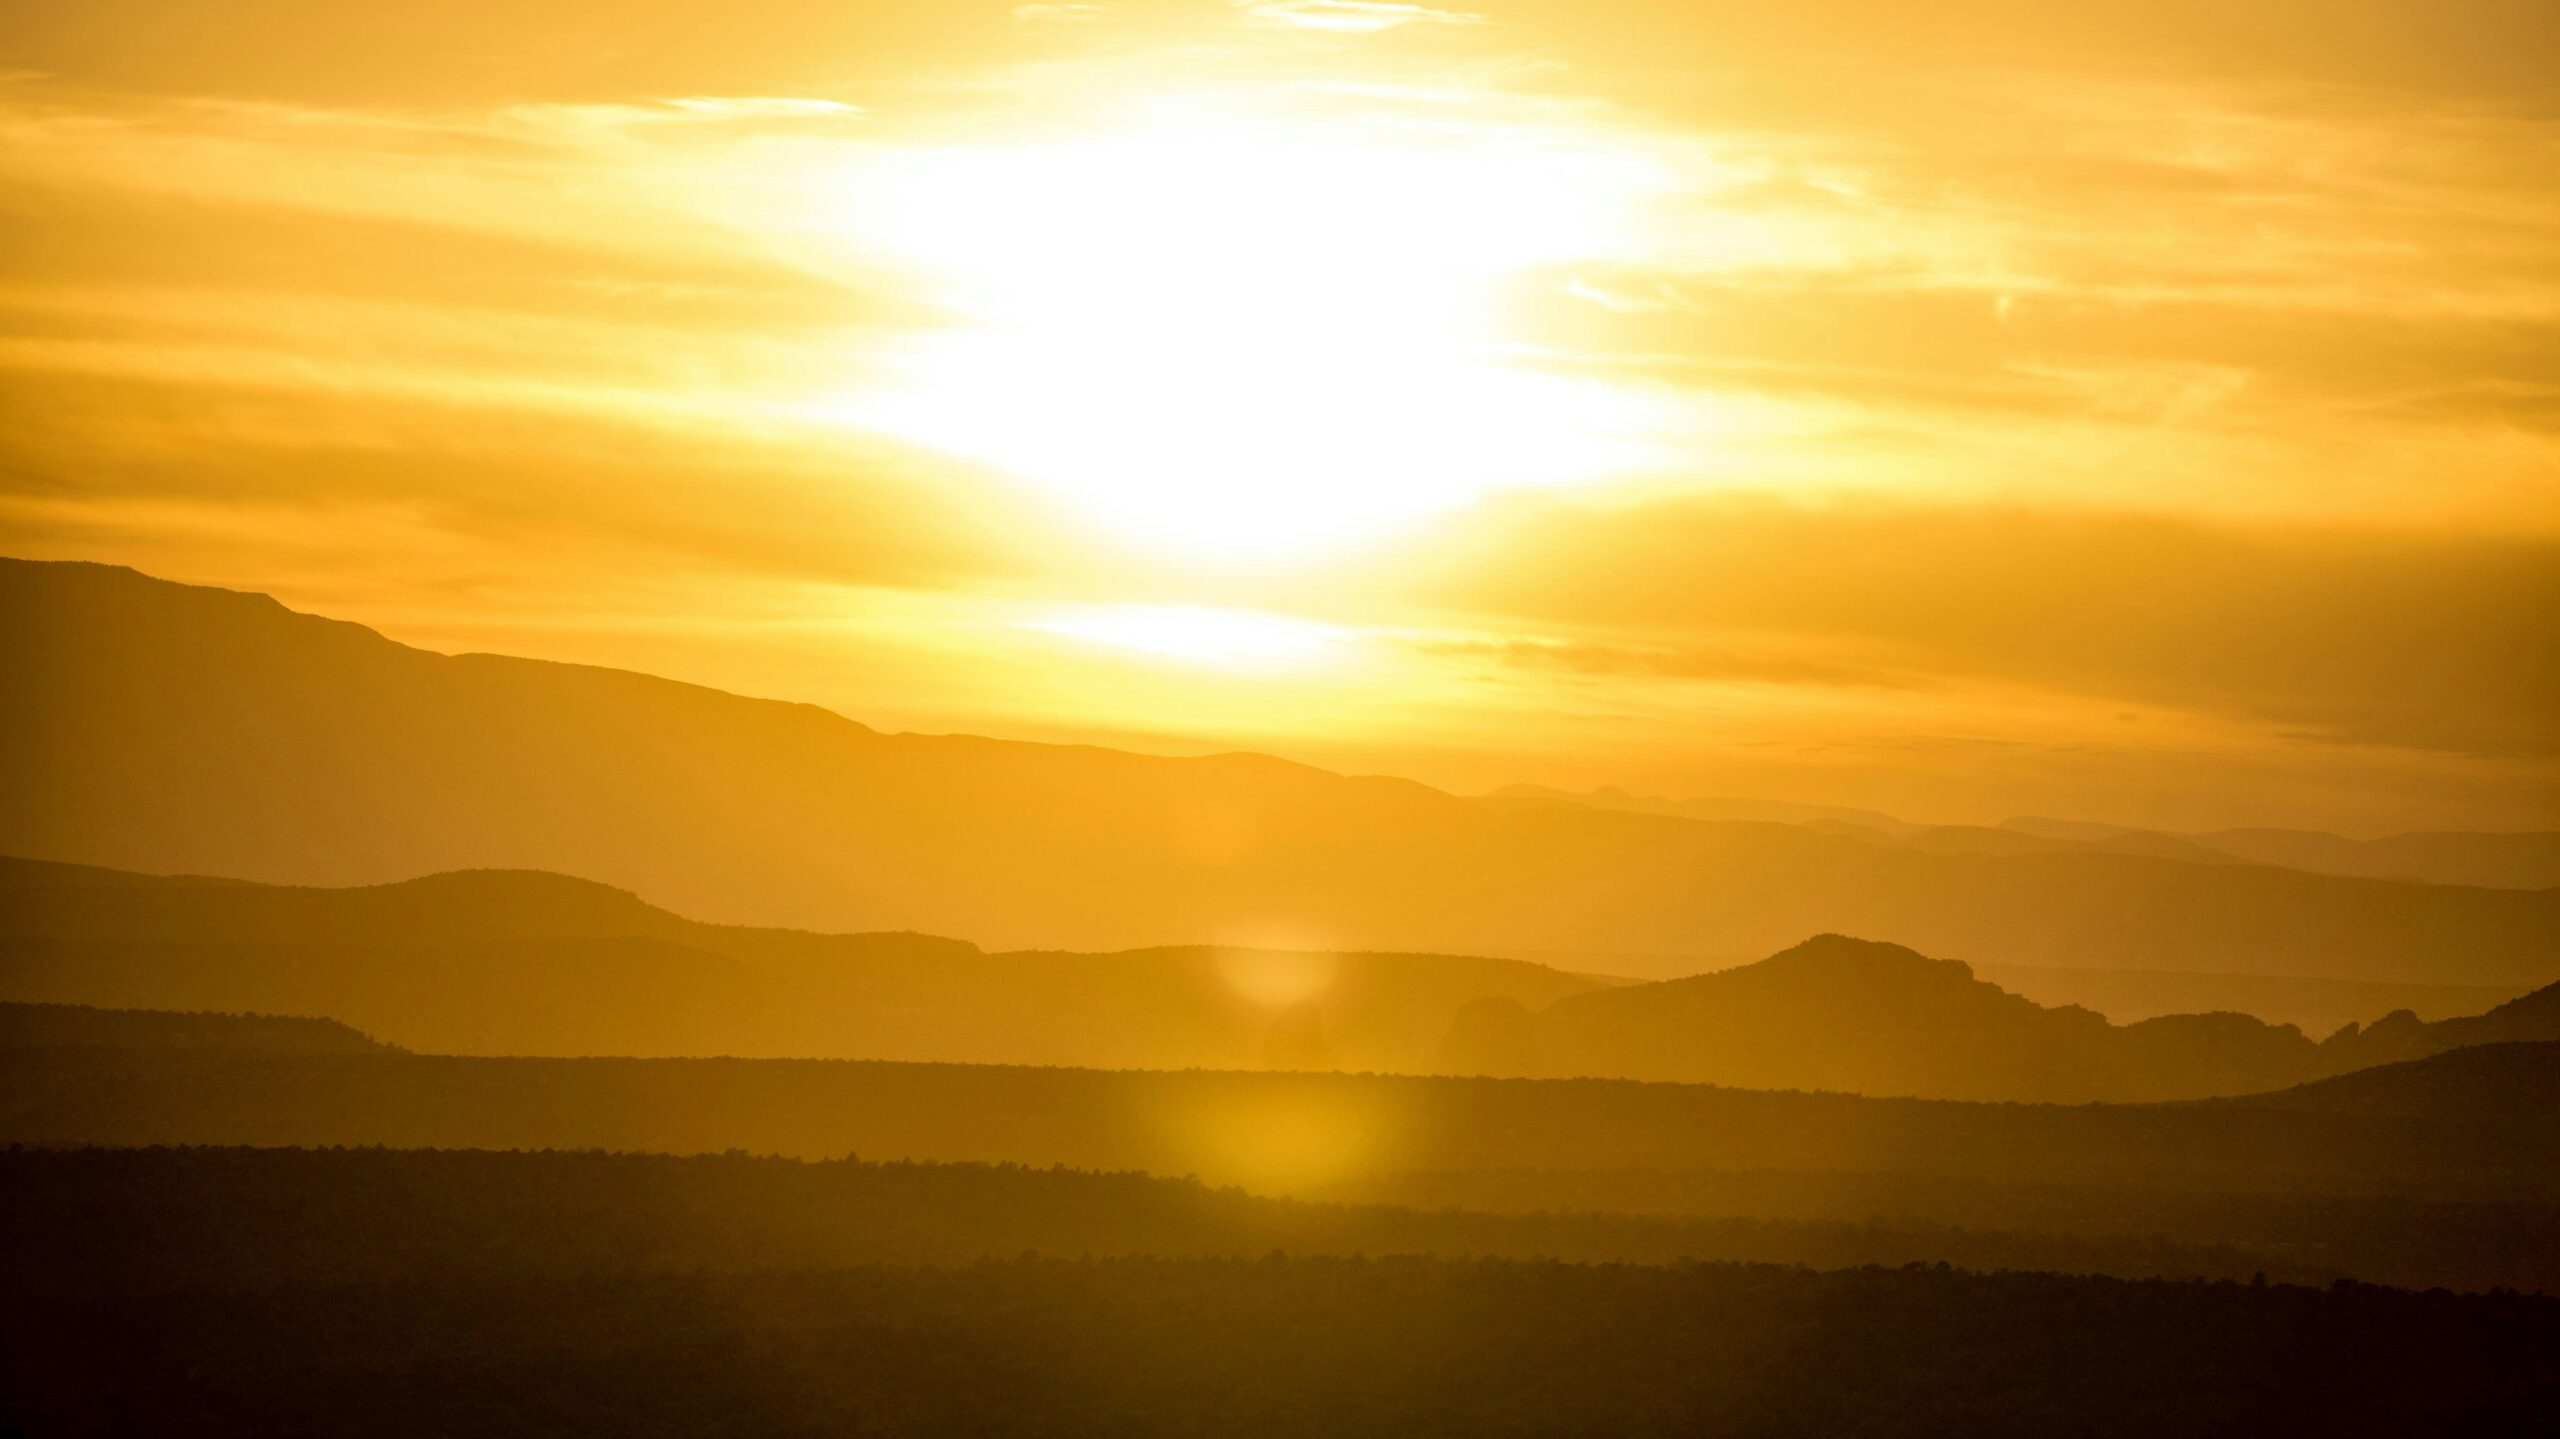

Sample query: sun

[817,92,1670,560]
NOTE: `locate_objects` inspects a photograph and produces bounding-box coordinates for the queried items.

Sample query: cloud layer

[2,1,2554,829]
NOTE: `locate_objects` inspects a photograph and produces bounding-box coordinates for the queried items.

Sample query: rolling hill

[0,858,1601,1071]
[5,559,2554,985]
[1456,935,2560,1101]
[1503,787,2560,889]
[0,1144,2333,1290]
[1456,935,2312,1102]
[10,1006,2560,1295]
[11,999,2556,1200]
[0,999,397,1056]
[9,860,2553,1101]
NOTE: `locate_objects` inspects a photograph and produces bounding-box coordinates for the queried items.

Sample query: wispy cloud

[2,0,2555,829]
[660,96,864,120]
[1234,2,1486,34]
[1422,495,2560,757]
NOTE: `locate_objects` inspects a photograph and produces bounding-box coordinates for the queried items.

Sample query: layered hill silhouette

[11,1001,2556,1194]
[10,1004,2560,1293]
[24,1028,2548,1414]
[2009,816,2560,890]
[1959,964,2530,1040]
[1450,935,2560,1102]
[0,858,1599,1072]
[6,559,2555,986]
[0,1144,2337,1290]
[10,859,2554,1101]
[0,999,396,1057]
[1498,785,2560,890]
[15,1240,2550,1438]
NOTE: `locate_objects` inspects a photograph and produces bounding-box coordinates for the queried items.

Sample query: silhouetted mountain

[0,856,1600,1068]
[7,560,2554,984]
[9,1022,2560,1293]
[13,860,2553,1100]
[1971,963,2532,1036]
[0,1146,2334,1291]
[2219,1041,2560,1124]
[12,1019,2554,1200]
[0,1000,396,1056]
[1463,936,2286,1101]
[1521,788,2560,889]
[2316,983,2560,1075]
[1904,825,2243,865]
[1483,784,1920,836]
[2002,816,2560,890]
[1447,935,2560,1102]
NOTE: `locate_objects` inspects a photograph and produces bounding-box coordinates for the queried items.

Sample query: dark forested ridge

[15,1025,2557,1197]
[0,1000,395,1056]
[0,1145,2360,1289]
[7,560,2552,983]
[10,1022,2560,1291]
[5,1254,2551,1439]
[10,861,2552,1102]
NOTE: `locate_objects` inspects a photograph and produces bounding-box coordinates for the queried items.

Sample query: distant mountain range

[1491,786,2560,889]
[5,559,2554,986]
[10,995,2556,1204]
[8,857,2553,1103]
[0,857,1598,1074]
[1450,933,2560,1102]
[0,998,396,1056]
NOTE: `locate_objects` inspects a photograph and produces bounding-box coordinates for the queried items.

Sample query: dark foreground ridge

[13,1009,2554,1196]
[0,1145,2359,1290]
[5,1251,2550,1439]
[10,1021,2560,1293]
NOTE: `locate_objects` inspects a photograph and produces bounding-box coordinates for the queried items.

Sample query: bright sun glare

[822,94,1672,559]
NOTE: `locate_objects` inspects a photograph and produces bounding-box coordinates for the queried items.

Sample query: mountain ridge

[6,557,2553,984]
[1451,933,2560,1102]
[8,857,2553,1103]
[1507,787,2558,888]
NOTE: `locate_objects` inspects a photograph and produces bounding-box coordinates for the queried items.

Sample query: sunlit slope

[6,559,2554,983]
[0,860,1599,1070]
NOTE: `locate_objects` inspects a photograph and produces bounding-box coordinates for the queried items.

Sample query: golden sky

[2,1,2555,831]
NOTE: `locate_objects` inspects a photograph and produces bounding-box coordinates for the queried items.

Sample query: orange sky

[2,1,2555,831]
